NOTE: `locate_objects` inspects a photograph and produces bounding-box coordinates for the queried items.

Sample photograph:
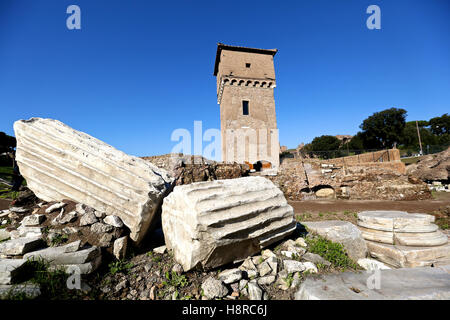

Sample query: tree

[400,121,438,148]
[0,132,16,154]
[303,135,342,159]
[347,132,365,151]
[429,114,450,136]
[359,108,407,149]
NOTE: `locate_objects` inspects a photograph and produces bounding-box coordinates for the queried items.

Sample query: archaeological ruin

[0,45,448,301]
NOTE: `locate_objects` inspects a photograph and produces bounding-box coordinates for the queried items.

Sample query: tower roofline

[213,43,278,76]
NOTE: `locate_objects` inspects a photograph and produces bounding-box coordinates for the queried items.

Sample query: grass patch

[26,259,69,298]
[0,166,13,181]
[0,166,27,190]
[147,251,162,263]
[0,190,19,200]
[436,218,449,230]
[163,271,189,289]
[431,191,438,200]
[49,233,68,246]
[401,157,421,165]
[284,273,294,287]
[18,257,81,300]
[0,218,11,229]
[296,212,313,221]
[2,287,31,300]
[305,235,359,270]
[108,260,134,275]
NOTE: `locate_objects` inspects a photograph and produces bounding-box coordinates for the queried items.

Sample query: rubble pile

[0,197,130,298]
[0,199,129,258]
[172,162,248,186]
[198,237,325,300]
[265,160,309,200]
[406,146,450,191]
[142,154,215,173]
[267,158,431,201]
[406,147,449,182]
[96,232,364,301]
[143,153,249,186]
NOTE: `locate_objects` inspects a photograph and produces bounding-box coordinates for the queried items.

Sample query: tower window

[242,100,249,115]
[245,63,251,68]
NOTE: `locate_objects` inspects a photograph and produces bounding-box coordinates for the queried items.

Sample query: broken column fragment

[357,211,450,267]
[14,118,174,244]
[161,176,296,271]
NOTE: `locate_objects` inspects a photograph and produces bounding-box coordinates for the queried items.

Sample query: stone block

[295,265,450,300]
[162,176,296,271]
[0,237,43,256]
[302,220,367,261]
[0,259,27,285]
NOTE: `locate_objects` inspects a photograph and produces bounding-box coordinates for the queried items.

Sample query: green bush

[306,236,358,270]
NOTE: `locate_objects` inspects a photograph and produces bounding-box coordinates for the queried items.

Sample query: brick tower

[213,43,280,170]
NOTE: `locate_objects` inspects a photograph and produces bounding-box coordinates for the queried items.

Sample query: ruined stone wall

[347,161,406,174]
[142,154,248,186]
[268,156,429,201]
[141,154,213,174]
[172,163,248,186]
[321,149,401,166]
[266,159,309,200]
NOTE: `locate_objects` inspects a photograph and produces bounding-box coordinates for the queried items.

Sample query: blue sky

[1,0,449,157]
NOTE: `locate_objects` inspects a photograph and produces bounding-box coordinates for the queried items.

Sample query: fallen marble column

[365,241,450,268]
[14,118,174,243]
[161,176,296,271]
[359,226,448,246]
[357,211,450,267]
[358,211,437,233]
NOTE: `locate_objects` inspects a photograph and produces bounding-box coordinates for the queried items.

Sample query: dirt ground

[289,192,450,225]
[8,190,447,227]
[0,199,10,210]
